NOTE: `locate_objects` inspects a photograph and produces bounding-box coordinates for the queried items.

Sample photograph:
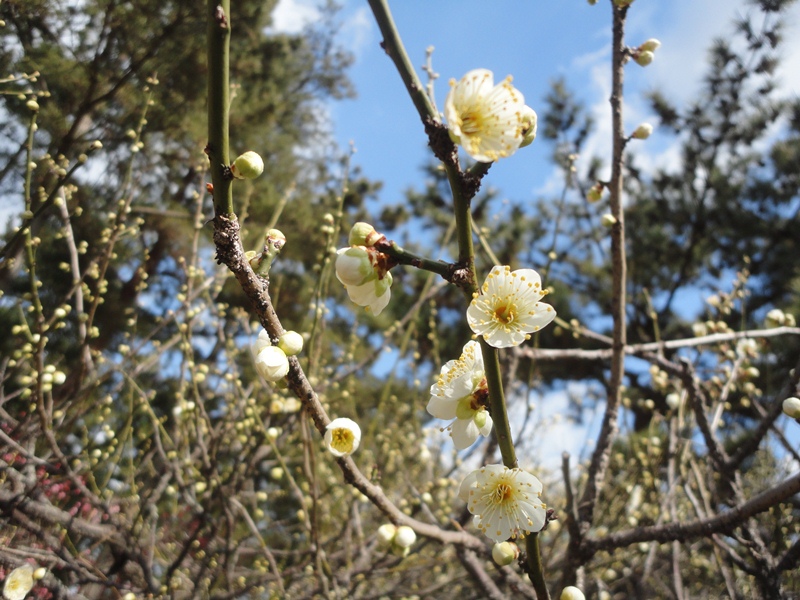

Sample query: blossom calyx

[230,151,265,180]
[518,105,538,149]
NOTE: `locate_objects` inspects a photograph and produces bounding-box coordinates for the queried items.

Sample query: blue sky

[273,0,800,213]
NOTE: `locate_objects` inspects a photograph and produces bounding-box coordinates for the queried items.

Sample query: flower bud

[639,38,661,52]
[32,568,47,581]
[782,397,800,419]
[393,525,416,549]
[665,393,680,410]
[601,213,617,227]
[587,182,604,203]
[765,308,786,328]
[230,151,264,180]
[632,123,653,140]
[26,99,39,112]
[518,105,538,149]
[561,586,586,600]
[614,0,635,6]
[278,330,304,356]
[635,50,654,66]
[472,409,488,430]
[492,541,519,566]
[377,523,397,546]
[335,247,375,287]
[349,222,382,247]
[254,346,290,382]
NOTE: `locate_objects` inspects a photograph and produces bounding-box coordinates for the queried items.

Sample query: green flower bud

[472,409,488,429]
[349,222,382,247]
[601,213,617,227]
[587,182,604,203]
[231,151,265,180]
[518,105,538,149]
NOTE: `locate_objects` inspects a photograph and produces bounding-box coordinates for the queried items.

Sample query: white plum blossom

[324,417,362,457]
[467,266,556,348]
[444,68,532,163]
[335,246,393,315]
[459,464,547,542]
[3,564,36,600]
[427,341,492,449]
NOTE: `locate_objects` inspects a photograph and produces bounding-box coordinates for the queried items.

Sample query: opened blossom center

[467,266,556,348]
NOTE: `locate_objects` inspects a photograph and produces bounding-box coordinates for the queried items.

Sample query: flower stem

[479,339,517,468]
[526,533,551,600]
[207,0,233,217]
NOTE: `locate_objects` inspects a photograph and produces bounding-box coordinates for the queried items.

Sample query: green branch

[207,0,233,217]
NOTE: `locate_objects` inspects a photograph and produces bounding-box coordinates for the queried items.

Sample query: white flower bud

[254,346,290,382]
[335,247,375,287]
[377,523,397,546]
[26,99,39,112]
[492,541,519,566]
[393,525,416,549]
[601,213,617,227]
[765,308,786,328]
[230,151,264,180]
[635,50,654,66]
[631,123,653,139]
[561,586,586,600]
[782,397,800,419]
[32,568,47,581]
[665,393,680,410]
[278,330,304,356]
[639,38,661,52]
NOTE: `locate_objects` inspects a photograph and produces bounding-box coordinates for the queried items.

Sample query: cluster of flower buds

[376,523,417,557]
[335,223,394,315]
[632,38,661,67]
[252,328,304,383]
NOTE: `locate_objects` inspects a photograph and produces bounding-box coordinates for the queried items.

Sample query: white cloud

[339,6,374,59]
[268,0,321,35]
